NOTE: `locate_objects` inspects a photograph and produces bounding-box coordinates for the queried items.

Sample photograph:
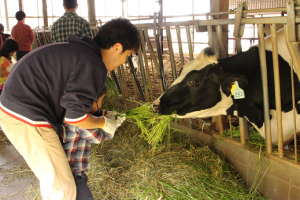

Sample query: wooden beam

[19,0,23,11]
[87,0,96,27]
[42,0,48,27]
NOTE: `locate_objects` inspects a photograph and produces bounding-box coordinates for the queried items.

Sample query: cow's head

[154,47,247,118]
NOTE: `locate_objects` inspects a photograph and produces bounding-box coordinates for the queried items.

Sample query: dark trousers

[15,51,29,61]
[74,173,94,200]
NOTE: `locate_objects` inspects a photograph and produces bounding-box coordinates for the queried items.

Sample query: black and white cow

[154,28,300,146]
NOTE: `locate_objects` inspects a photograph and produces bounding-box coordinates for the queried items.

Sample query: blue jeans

[74,173,94,200]
[15,51,29,61]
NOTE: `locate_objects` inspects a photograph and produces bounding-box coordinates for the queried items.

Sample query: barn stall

[0,0,300,199]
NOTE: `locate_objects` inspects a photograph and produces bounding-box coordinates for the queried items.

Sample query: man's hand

[101,117,118,137]
[106,111,126,127]
[115,113,126,127]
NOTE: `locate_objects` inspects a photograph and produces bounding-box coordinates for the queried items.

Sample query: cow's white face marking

[170,51,218,87]
[175,87,233,118]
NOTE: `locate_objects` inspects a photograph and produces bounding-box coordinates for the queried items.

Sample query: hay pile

[86,121,269,199]
[0,102,269,199]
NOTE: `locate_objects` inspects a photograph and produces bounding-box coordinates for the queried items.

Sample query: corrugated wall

[229,0,287,10]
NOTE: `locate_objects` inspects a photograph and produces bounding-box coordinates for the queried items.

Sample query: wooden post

[19,0,24,11]
[87,0,96,27]
[42,0,48,27]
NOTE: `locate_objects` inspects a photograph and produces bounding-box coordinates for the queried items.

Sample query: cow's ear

[196,47,217,62]
[218,73,248,96]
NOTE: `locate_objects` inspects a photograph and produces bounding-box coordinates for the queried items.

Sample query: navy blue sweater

[0,35,107,135]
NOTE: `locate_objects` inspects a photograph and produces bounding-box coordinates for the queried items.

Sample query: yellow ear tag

[233,81,245,99]
[231,82,236,95]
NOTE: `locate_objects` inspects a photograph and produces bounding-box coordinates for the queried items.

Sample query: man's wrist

[99,117,106,128]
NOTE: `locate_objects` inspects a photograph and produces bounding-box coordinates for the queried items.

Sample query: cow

[154,28,300,146]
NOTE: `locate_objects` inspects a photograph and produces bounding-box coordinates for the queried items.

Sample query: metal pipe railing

[270,23,284,158]
[258,24,272,154]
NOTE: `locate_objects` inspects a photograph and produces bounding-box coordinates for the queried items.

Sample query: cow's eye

[190,80,198,85]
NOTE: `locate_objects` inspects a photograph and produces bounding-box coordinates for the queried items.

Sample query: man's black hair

[0,39,19,60]
[94,18,141,53]
[0,24,4,32]
[15,11,26,21]
[63,0,77,9]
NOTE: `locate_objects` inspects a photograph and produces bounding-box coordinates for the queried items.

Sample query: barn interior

[0,0,300,199]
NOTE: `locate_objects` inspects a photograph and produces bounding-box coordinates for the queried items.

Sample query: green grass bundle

[224,126,266,147]
[106,76,119,99]
[124,101,176,148]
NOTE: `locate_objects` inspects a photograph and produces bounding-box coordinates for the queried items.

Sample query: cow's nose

[152,99,160,112]
[153,104,159,112]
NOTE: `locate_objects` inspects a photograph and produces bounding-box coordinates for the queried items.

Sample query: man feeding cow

[154,28,300,147]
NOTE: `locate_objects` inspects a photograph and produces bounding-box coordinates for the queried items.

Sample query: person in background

[0,18,140,200]
[0,39,19,94]
[51,0,93,43]
[63,85,126,200]
[0,24,11,47]
[11,11,34,61]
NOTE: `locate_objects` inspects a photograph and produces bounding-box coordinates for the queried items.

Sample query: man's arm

[68,114,105,129]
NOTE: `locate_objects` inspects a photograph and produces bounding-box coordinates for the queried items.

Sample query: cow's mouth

[153,104,159,112]
[152,99,161,112]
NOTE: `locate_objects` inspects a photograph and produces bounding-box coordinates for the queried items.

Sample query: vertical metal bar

[229,115,233,138]
[139,29,153,101]
[42,0,48,27]
[144,28,164,94]
[233,2,250,144]
[117,66,125,99]
[286,0,296,42]
[216,25,229,58]
[176,25,185,67]
[87,0,96,27]
[124,64,133,100]
[166,26,177,81]
[127,57,146,101]
[271,24,283,158]
[291,60,298,163]
[19,0,23,11]
[110,71,121,94]
[37,0,40,28]
[150,59,158,97]
[185,25,194,61]
[206,15,214,51]
[155,33,167,91]
[121,64,129,99]
[258,24,272,154]
[218,116,224,135]
[4,0,9,31]
[285,25,300,89]
[131,72,139,101]
[138,48,150,102]
[40,31,47,45]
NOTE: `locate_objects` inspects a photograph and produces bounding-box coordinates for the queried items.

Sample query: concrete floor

[0,143,40,200]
